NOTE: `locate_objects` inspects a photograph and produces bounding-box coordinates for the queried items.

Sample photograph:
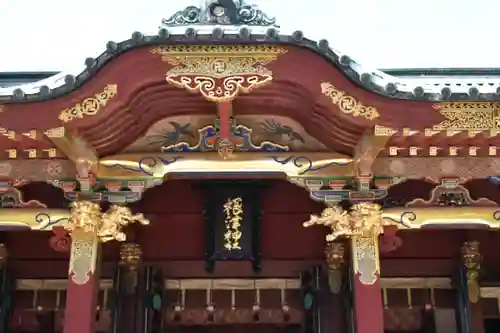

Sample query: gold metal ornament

[325,242,345,294]
[432,102,500,132]
[150,45,286,102]
[65,201,149,243]
[304,203,386,285]
[321,82,380,120]
[119,242,143,271]
[325,242,345,270]
[303,202,386,242]
[217,138,236,159]
[461,241,481,303]
[99,206,149,242]
[59,84,118,123]
[66,201,102,234]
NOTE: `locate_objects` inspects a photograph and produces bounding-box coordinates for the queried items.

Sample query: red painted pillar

[63,229,101,333]
[351,235,384,333]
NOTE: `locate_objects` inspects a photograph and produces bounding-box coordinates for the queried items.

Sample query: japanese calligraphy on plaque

[223,197,243,251]
[200,181,264,272]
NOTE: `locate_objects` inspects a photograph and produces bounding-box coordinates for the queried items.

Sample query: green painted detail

[152,294,162,310]
[303,293,314,310]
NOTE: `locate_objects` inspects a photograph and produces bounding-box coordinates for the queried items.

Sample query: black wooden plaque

[200,181,264,272]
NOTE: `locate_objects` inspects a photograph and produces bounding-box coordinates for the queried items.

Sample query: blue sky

[0,0,498,72]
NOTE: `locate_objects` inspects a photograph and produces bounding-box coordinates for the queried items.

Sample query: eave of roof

[0,72,60,88]
[382,68,500,77]
[1,2,499,103]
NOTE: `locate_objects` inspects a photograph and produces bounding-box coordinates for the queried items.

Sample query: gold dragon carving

[150,45,286,102]
[66,201,149,285]
[303,203,387,285]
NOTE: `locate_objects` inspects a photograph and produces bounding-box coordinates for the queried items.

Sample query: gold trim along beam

[0,209,69,230]
[1,207,498,231]
[383,207,500,229]
[97,152,354,179]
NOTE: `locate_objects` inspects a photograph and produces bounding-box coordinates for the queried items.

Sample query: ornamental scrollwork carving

[150,45,286,102]
[432,102,500,132]
[407,180,496,207]
[59,85,118,123]
[162,0,277,26]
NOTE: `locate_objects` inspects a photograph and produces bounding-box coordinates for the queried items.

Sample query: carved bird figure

[260,119,305,144]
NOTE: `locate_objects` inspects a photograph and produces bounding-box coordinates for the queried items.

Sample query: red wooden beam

[216,101,232,139]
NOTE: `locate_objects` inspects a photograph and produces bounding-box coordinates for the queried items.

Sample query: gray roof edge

[1,0,499,102]
[1,29,499,103]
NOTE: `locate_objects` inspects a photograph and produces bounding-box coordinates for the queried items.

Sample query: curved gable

[0,1,499,161]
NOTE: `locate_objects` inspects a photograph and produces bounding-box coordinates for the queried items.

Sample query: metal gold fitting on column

[325,242,345,293]
[119,242,143,271]
[461,241,481,303]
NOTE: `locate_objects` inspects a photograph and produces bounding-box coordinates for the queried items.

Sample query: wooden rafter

[354,126,393,175]
[45,127,98,177]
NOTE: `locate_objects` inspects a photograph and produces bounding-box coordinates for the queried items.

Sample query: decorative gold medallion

[321,82,380,120]
[59,84,118,123]
[432,102,500,131]
[150,45,287,102]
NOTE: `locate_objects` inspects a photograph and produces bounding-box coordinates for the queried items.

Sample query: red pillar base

[351,235,384,333]
[63,230,100,333]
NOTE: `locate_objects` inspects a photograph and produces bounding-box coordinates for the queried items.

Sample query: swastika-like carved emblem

[211,60,228,75]
[150,45,287,102]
